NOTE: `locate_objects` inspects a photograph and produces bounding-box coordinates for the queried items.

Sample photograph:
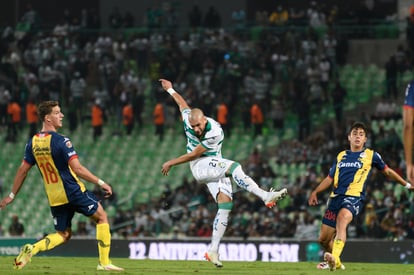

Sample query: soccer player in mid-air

[308,121,413,271]
[0,101,124,271]
[159,79,288,268]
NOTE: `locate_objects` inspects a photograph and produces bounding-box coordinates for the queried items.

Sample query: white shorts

[190,157,234,183]
[190,157,234,201]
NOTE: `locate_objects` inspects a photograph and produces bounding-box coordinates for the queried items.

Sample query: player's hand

[308,191,319,206]
[0,196,13,210]
[161,161,172,176]
[100,183,113,198]
[159,79,172,91]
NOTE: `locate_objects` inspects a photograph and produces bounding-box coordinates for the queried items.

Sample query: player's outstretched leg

[229,164,288,207]
[14,244,33,270]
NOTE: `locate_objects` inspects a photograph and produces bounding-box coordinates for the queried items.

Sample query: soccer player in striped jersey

[0,101,123,271]
[159,79,288,268]
[308,121,412,271]
[403,80,414,184]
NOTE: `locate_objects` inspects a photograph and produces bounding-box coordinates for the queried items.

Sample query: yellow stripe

[32,135,69,206]
[346,149,373,196]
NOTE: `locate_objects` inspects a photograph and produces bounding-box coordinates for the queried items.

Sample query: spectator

[363,203,382,237]
[153,101,165,142]
[270,99,285,131]
[217,101,230,137]
[122,101,134,135]
[319,55,331,100]
[380,207,404,240]
[9,215,24,236]
[20,3,39,31]
[69,71,86,126]
[250,102,264,138]
[269,5,289,26]
[25,97,38,138]
[6,98,21,143]
[0,85,11,128]
[91,99,105,141]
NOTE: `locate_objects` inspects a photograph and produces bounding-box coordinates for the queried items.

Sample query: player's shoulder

[50,131,67,139]
[51,132,74,146]
[205,117,222,136]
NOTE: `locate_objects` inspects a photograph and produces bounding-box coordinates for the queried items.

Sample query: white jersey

[182,108,224,158]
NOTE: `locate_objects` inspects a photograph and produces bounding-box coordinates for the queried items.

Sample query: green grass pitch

[0,257,413,274]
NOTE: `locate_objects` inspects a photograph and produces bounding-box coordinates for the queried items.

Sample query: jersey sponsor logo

[33,145,50,155]
[65,140,72,148]
[68,151,76,157]
[337,161,362,168]
[88,204,94,211]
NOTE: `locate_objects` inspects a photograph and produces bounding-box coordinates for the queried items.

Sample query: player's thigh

[50,204,75,232]
[191,158,233,183]
[72,191,99,213]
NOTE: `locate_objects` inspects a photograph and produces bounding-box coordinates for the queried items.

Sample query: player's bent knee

[318,237,330,249]
[58,230,72,242]
[226,161,241,176]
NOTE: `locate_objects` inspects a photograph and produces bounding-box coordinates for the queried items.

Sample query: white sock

[231,166,267,200]
[209,208,230,252]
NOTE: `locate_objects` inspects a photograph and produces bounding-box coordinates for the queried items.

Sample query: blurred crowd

[0,2,413,241]
[1,2,352,143]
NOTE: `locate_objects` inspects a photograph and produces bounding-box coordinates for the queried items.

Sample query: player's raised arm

[159,79,190,112]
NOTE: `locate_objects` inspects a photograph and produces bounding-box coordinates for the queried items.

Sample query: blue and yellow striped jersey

[23,131,86,206]
[328,148,387,200]
[182,108,224,158]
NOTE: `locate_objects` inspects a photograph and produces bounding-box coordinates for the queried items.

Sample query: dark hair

[349,121,368,135]
[38,101,59,121]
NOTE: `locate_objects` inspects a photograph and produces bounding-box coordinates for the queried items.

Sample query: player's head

[348,121,368,147]
[189,108,207,136]
[38,101,64,128]
[348,121,368,136]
